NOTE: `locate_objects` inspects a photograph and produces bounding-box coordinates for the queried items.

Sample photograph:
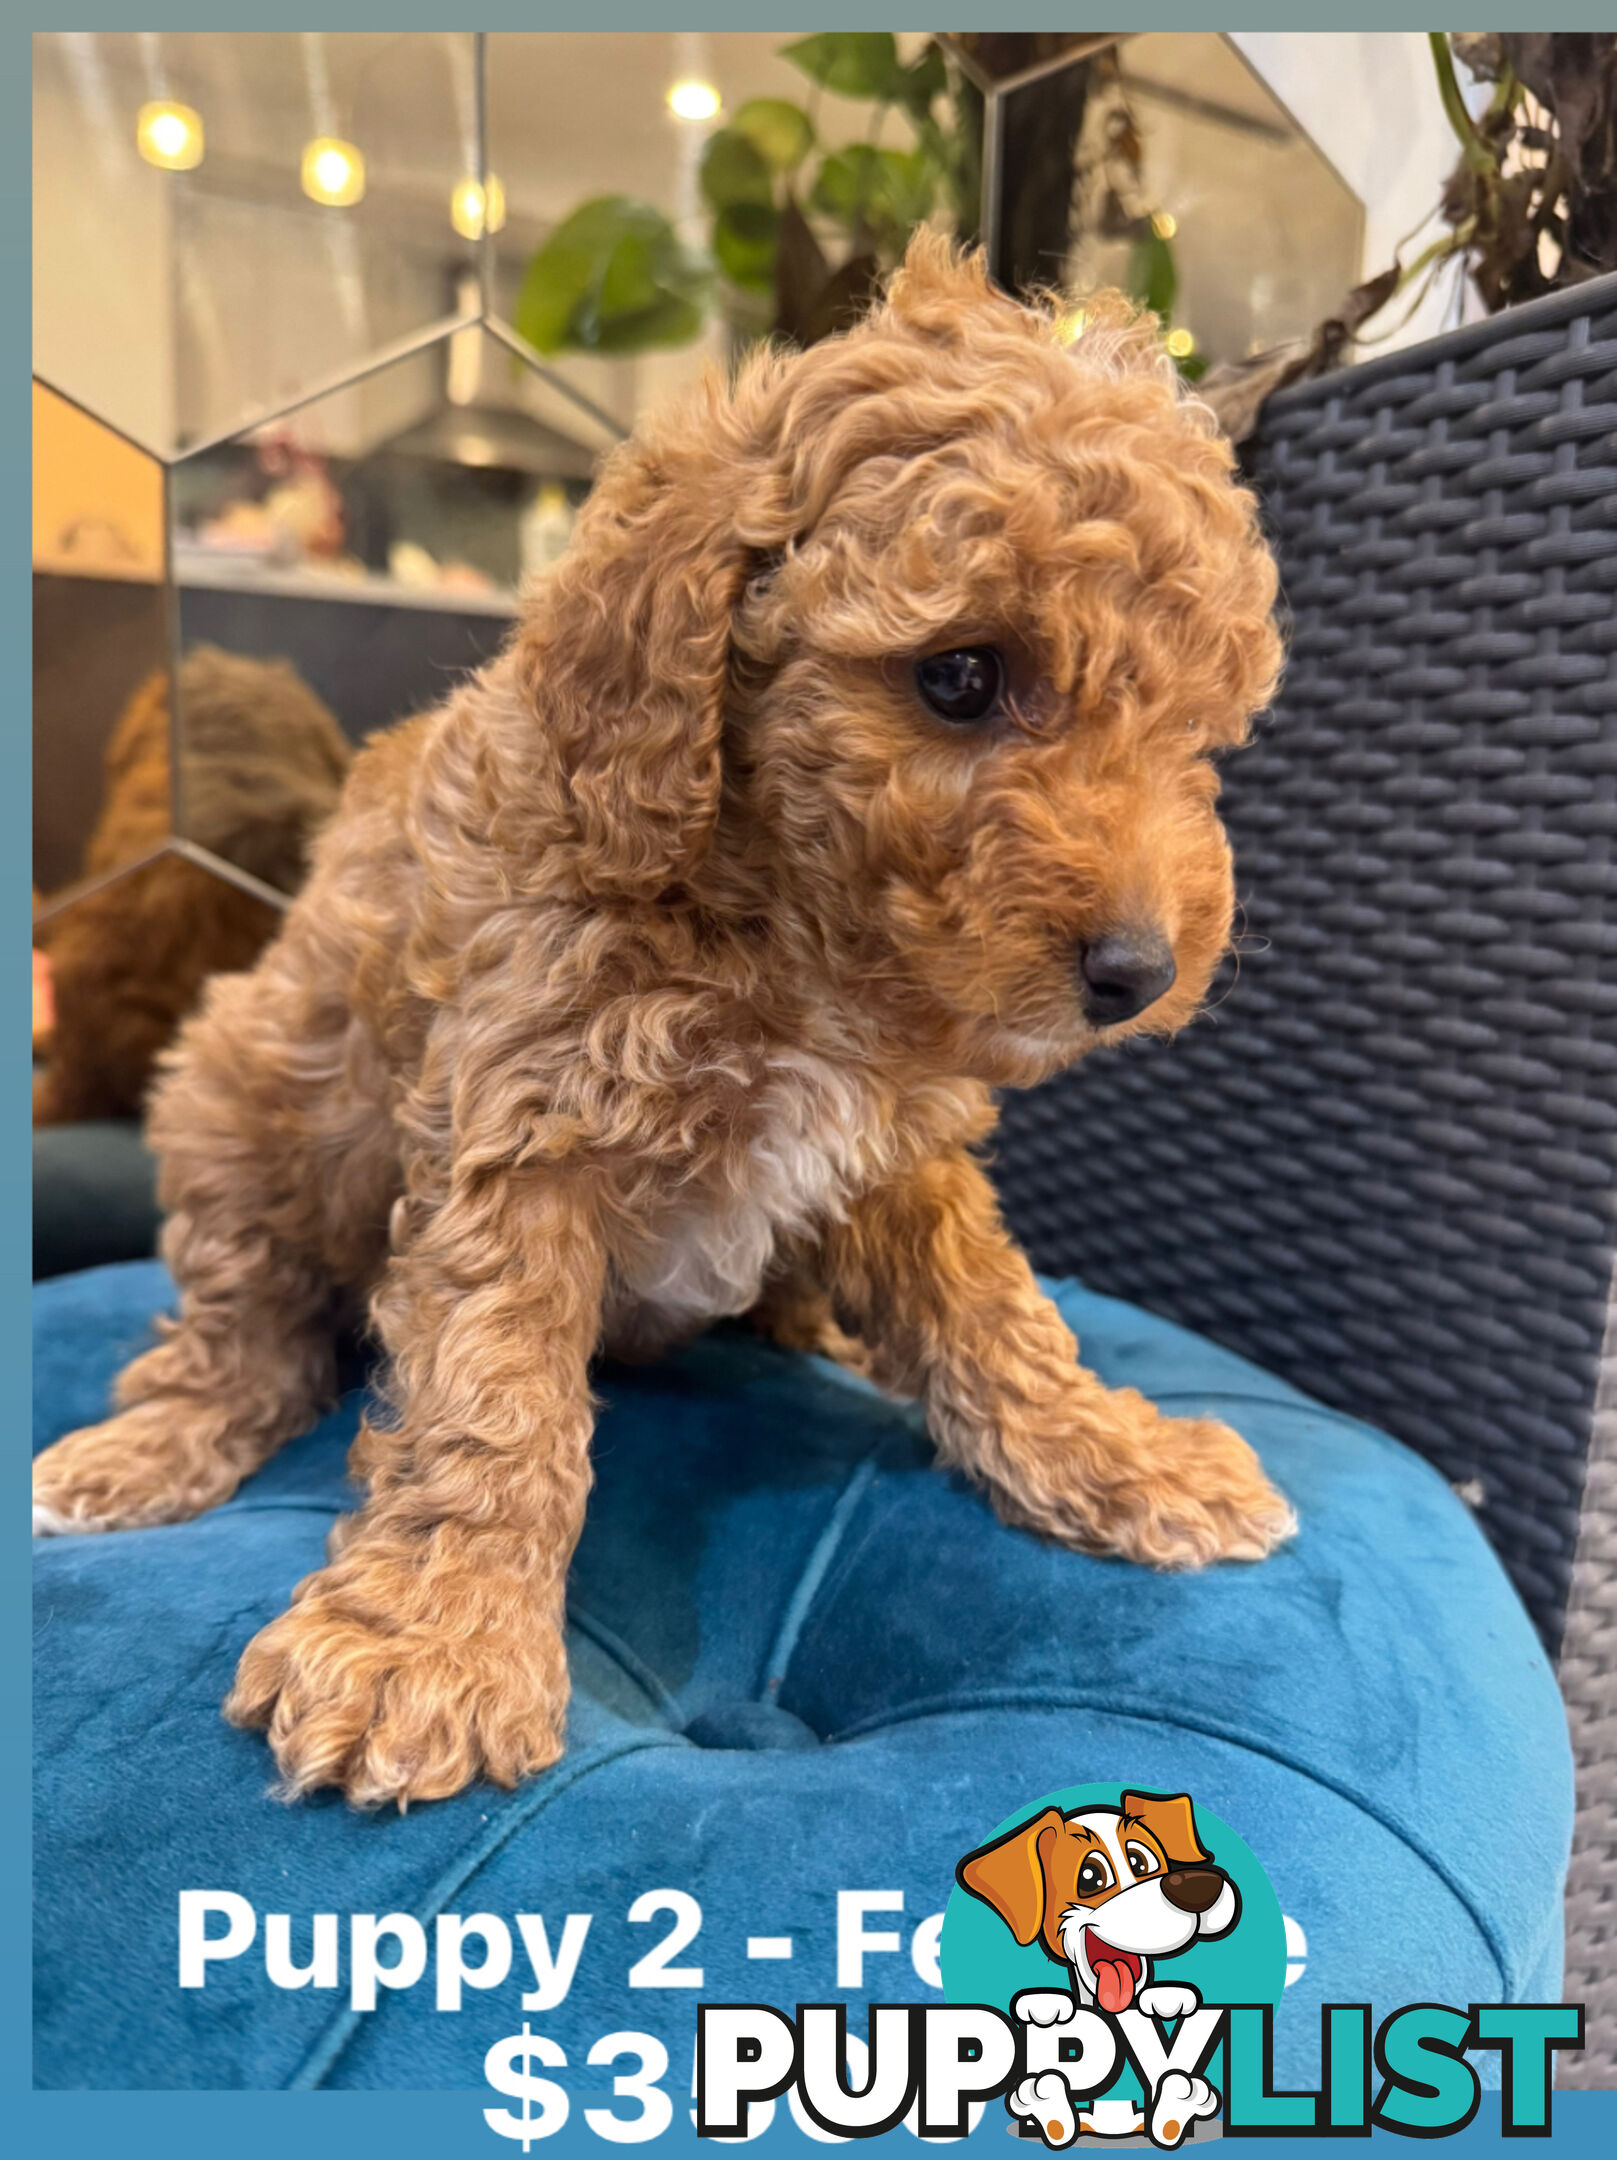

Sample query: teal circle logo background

[939,1782,1287,2014]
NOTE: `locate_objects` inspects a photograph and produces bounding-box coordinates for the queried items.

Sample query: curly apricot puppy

[34,238,1294,1806]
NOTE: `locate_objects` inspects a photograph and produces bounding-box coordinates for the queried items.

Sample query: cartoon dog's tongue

[1085,1933,1140,2013]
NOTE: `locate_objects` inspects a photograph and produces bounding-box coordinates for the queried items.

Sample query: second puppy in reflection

[34,647,350,1125]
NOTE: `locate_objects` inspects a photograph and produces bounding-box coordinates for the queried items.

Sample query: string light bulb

[450,174,506,241]
[667,80,721,122]
[301,137,366,208]
[1165,326,1196,359]
[136,100,204,172]
[1151,210,1178,240]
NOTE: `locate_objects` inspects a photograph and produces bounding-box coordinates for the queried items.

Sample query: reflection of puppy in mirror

[35,235,1294,1806]
[33,647,350,1125]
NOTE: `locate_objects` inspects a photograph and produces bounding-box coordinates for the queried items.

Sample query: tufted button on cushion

[33,1261,1571,2092]
[683,1701,822,1751]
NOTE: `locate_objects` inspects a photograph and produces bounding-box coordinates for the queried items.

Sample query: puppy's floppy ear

[956,1805,1067,1946]
[1122,1791,1210,1869]
[512,370,781,901]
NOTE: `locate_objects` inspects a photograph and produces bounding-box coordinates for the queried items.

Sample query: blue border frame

[17,8,1616,2150]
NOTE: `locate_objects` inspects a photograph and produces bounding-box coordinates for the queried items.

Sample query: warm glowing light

[136,100,204,171]
[667,80,721,122]
[1054,307,1088,346]
[1151,210,1178,240]
[1165,326,1196,358]
[450,174,506,240]
[301,137,366,207]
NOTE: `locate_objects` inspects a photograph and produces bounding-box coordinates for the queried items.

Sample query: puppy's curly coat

[34,240,1294,1806]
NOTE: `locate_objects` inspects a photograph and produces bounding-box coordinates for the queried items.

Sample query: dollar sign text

[484,2021,570,2148]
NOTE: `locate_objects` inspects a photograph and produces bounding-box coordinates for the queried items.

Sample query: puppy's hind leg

[748,1246,909,1397]
[33,973,343,1536]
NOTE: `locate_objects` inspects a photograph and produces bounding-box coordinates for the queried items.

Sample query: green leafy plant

[513,197,710,355]
[1198,31,1617,443]
[513,30,1202,369]
[1428,32,1616,309]
[515,32,974,357]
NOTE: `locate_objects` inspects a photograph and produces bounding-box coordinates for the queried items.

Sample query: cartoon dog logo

[957,1790,1240,2146]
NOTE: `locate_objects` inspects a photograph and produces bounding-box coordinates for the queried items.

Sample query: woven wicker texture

[1558,1287,1617,2082]
[994,274,1617,1654]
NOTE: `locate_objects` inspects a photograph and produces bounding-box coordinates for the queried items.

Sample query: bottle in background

[520,483,574,577]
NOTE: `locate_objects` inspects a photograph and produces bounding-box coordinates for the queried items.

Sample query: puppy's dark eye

[914,645,1005,725]
[1125,1842,1159,1880]
[1077,1856,1113,1897]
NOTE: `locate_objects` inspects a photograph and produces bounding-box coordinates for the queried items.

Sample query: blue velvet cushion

[33,1260,1571,2091]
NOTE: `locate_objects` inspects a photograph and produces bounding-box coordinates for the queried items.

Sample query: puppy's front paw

[1011,2072,1077,2148]
[33,1402,244,1534]
[1007,1392,1296,1570]
[1137,1982,1201,2022]
[1014,1989,1078,2027]
[226,1542,568,1807]
[1149,2070,1219,2148]
[1111,1411,1296,1567]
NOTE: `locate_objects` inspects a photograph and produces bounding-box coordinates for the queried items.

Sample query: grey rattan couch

[991,272,1617,2078]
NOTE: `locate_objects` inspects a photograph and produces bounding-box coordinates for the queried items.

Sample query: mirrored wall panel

[33,384,171,904]
[34,27,1375,1137]
[34,30,482,456]
[168,330,572,875]
[993,33,1363,369]
[485,30,970,426]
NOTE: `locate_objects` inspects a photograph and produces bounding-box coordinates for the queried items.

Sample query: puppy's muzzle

[1160,1867,1226,1915]
[1077,929,1177,1025]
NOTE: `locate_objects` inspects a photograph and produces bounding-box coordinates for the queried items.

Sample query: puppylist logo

[694,1783,1585,2144]
[954,1786,1247,2145]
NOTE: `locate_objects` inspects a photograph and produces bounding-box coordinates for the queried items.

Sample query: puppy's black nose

[1077,930,1176,1026]
[1161,1868,1225,1914]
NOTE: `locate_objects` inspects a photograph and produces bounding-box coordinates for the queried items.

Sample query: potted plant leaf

[515,32,976,360]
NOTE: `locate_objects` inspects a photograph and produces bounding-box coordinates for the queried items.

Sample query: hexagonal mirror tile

[989,32,1363,370]
[35,30,483,457]
[167,321,612,883]
[944,31,1117,90]
[33,381,171,906]
[485,30,974,424]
